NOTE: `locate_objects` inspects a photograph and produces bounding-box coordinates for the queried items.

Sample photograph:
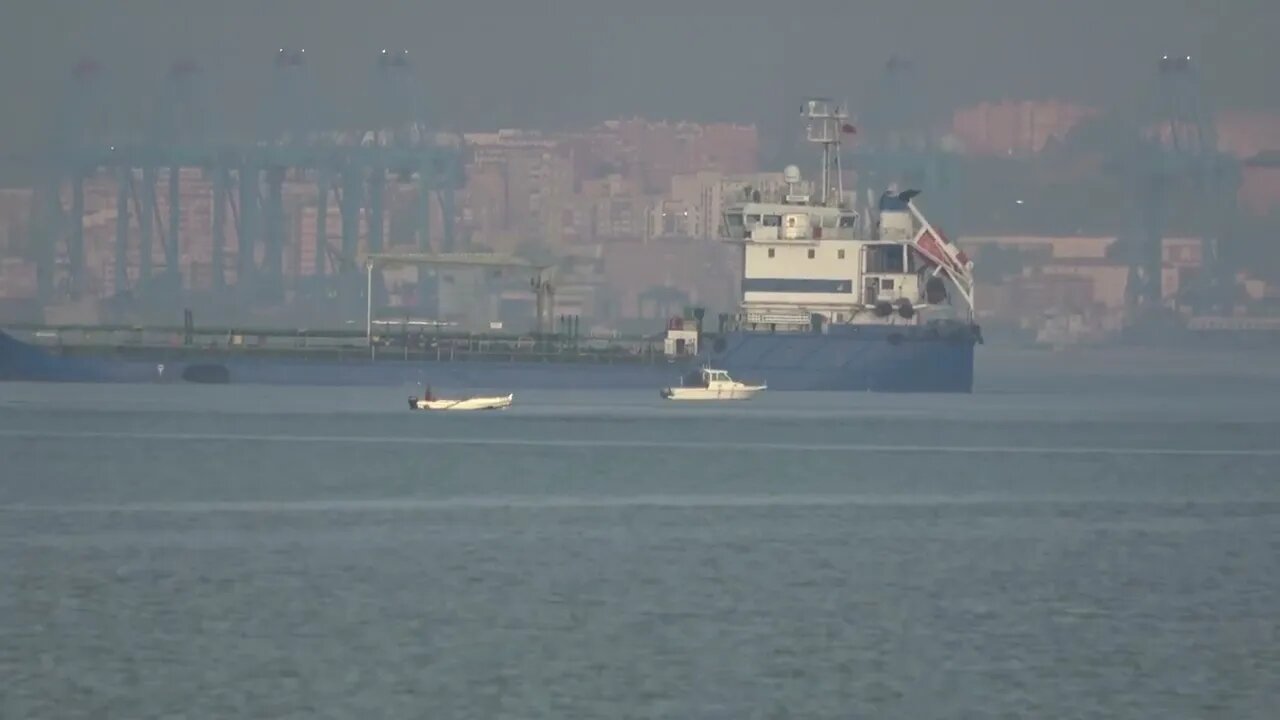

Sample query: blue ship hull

[1,323,978,392]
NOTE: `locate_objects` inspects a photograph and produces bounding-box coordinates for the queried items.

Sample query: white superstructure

[720,98,976,332]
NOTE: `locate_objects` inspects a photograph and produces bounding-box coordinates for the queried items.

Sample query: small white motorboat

[408,388,513,411]
[660,367,765,401]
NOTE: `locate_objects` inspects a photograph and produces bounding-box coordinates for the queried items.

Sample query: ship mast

[802,98,847,208]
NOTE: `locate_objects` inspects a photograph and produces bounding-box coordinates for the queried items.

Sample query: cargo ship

[0,98,982,392]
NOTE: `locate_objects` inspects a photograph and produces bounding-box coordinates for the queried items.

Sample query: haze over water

[2,345,1278,718]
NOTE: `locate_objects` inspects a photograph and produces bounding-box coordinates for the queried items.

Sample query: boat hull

[410,393,513,411]
[660,385,764,401]
[1,323,978,392]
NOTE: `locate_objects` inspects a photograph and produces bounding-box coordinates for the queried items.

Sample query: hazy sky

[1,0,1276,159]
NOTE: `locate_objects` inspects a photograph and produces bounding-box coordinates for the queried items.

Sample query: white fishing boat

[408,388,513,411]
[660,367,766,401]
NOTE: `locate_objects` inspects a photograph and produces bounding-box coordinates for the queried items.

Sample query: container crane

[1129,54,1241,315]
[848,57,960,237]
[10,47,467,321]
[32,57,115,302]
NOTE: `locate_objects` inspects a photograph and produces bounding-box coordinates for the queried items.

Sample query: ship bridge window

[745,213,761,224]
[865,244,906,273]
[725,213,744,227]
[762,215,782,227]
[839,214,857,228]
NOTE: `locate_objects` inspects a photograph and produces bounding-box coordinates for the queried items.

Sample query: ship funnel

[878,189,914,240]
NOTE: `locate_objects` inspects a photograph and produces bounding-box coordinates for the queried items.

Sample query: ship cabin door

[863,276,879,305]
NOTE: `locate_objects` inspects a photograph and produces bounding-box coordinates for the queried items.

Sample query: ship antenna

[801,98,847,207]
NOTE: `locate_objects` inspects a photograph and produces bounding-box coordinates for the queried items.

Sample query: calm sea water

[2,345,1278,719]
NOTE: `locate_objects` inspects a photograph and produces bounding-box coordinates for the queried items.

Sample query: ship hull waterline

[1,327,978,393]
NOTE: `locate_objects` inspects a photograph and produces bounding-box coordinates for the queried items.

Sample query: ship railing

[10,322,670,365]
[366,333,666,364]
[741,310,814,327]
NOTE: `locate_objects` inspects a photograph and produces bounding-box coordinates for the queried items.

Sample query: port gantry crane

[8,48,466,316]
[1122,54,1242,317]
[847,57,961,238]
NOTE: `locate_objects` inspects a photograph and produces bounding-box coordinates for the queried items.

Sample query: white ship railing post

[366,259,374,359]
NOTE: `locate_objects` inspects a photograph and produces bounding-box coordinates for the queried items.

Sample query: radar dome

[783,165,802,184]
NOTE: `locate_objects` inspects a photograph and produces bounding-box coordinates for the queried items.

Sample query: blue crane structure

[848,57,961,236]
[30,57,115,302]
[12,49,465,316]
[364,49,464,312]
[1126,54,1241,315]
[149,58,208,299]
